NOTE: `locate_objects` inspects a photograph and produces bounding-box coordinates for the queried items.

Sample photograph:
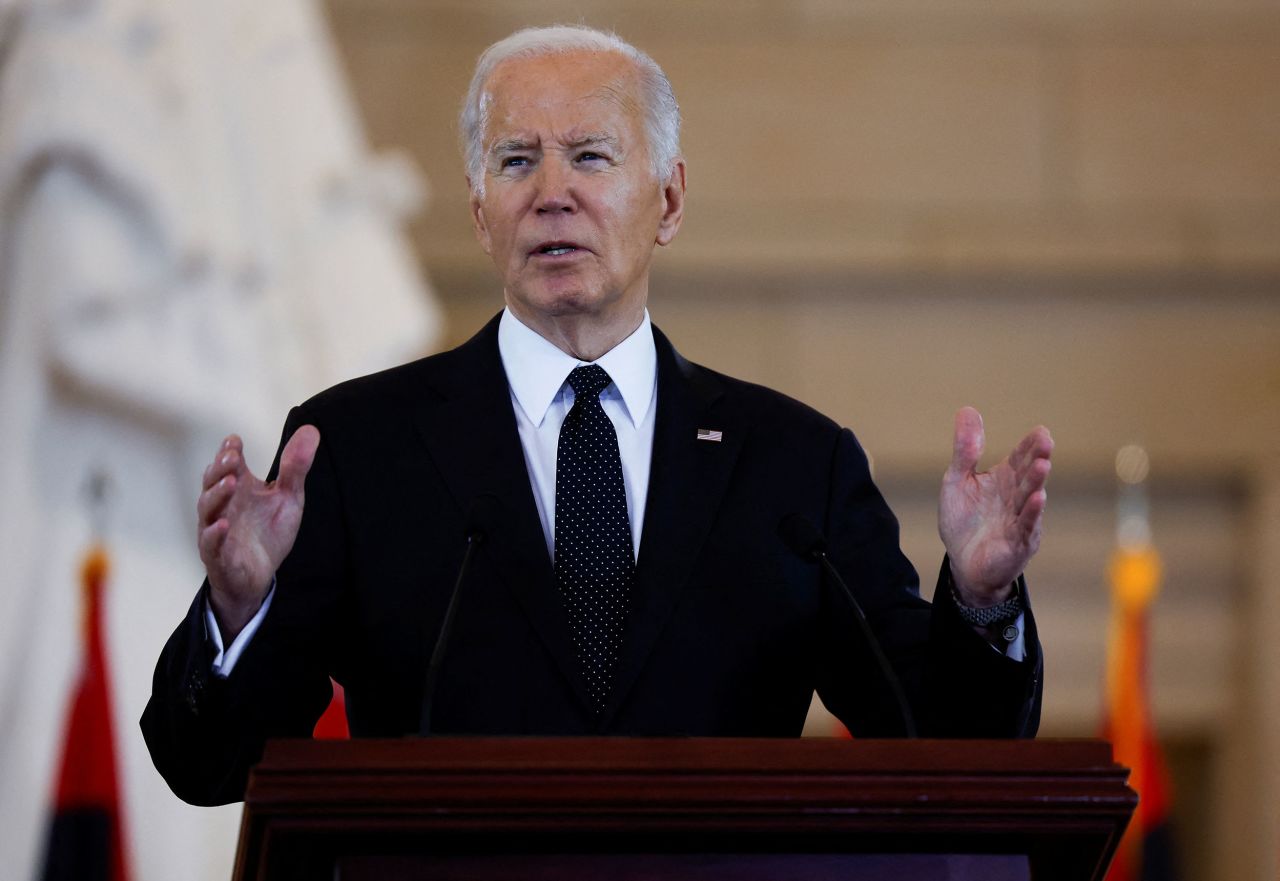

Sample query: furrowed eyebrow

[487,134,620,158]
[567,134,620,151]
[490,138,536,156]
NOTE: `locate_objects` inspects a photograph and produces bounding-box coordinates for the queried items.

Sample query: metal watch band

[950,582,1024,627]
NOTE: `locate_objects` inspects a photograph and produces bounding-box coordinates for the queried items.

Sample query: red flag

[313,679,350,740]
[40,545,131,881]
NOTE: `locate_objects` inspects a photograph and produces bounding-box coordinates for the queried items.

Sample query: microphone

[777,512,826,560]
[419,494,502,735]
[778,513,918,738]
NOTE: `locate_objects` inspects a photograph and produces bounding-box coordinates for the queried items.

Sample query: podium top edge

[259,737,1119,775]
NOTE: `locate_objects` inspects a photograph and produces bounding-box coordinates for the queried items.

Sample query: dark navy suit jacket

[142,315,1042,806]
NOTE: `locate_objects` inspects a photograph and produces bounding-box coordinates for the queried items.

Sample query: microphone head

[777,513,826,561]
[464,493,503,543]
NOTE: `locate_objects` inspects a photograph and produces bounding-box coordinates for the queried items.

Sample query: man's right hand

[197,427,321,641]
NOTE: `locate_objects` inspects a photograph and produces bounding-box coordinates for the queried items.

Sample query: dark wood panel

[234,737,1135,881]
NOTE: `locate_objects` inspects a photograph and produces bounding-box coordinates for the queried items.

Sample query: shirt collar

[498,307,657,429]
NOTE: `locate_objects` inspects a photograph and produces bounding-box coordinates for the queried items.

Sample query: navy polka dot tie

[555,364,635,715]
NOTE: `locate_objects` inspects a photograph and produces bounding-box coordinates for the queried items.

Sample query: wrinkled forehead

[480,50,645,147]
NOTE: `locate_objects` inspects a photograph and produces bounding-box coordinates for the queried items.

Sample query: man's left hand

[938,406,1053,605]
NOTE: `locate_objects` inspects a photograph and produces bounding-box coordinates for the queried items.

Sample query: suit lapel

[409,315,593,716]
[599,327,747,728]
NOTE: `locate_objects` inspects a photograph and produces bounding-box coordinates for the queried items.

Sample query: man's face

[469,50,684,335]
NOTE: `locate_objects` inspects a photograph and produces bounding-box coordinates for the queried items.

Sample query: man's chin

[508,286,609,320]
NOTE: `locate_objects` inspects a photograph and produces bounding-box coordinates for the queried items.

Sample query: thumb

[948,406,984,479]
[276,425,321,496]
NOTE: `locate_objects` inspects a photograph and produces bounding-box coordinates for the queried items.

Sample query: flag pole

[39,467,132,881]
[1102,445,1179,881]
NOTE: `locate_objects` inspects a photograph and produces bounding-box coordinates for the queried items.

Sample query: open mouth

[533,242,583,257]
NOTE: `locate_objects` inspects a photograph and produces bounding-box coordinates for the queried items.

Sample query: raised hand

[196,427,320,639]
[938,407,1053,605]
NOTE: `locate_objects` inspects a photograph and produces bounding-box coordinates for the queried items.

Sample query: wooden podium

[232,738,1135,881]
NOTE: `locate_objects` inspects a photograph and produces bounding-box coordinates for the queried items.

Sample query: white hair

[460,25,681,196]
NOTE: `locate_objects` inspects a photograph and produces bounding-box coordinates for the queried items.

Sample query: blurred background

[1,1,1276,880]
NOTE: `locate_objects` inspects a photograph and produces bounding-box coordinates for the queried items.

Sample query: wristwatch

[951,578,1024,642]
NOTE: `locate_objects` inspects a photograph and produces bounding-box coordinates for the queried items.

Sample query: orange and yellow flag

[1101,544,1178,881]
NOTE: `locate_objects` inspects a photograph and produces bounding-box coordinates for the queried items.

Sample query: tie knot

[567,364,613,400]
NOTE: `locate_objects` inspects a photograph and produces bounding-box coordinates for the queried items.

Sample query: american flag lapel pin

[696,428,723,443]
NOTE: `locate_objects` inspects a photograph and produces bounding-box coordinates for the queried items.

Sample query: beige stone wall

[327,0,1280,278]
[324,3,1279,879]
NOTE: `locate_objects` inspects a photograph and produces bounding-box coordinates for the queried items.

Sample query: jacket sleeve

[813,428,1042,739]
[140,405,346,805]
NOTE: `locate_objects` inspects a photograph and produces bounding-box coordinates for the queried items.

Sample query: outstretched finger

[1017,486,1048,536]
[198,518,230,563]
[947,406,985,481]
[1014,455,1052,514]
[197,474,237,526]
[202,435,247,490]
[1009,425,1053,473]
[276,425,321,497]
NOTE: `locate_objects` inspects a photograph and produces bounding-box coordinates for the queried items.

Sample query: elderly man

[143,25,1051,806]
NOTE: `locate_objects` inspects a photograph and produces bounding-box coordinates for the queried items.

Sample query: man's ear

[655,159,686,247]
[468,177,492,255]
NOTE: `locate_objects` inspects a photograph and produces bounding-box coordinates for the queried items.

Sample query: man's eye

[500,156,529,169]
[576,151,606,163]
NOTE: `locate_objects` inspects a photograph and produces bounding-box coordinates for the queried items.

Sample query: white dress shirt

[498,307,657,561]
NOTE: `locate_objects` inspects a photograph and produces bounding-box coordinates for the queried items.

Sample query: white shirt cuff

[204,581,275,678]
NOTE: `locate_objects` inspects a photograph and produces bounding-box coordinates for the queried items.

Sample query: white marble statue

[0,1,439,879]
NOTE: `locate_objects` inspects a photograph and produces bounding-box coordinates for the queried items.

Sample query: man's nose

[534,160,576,214]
